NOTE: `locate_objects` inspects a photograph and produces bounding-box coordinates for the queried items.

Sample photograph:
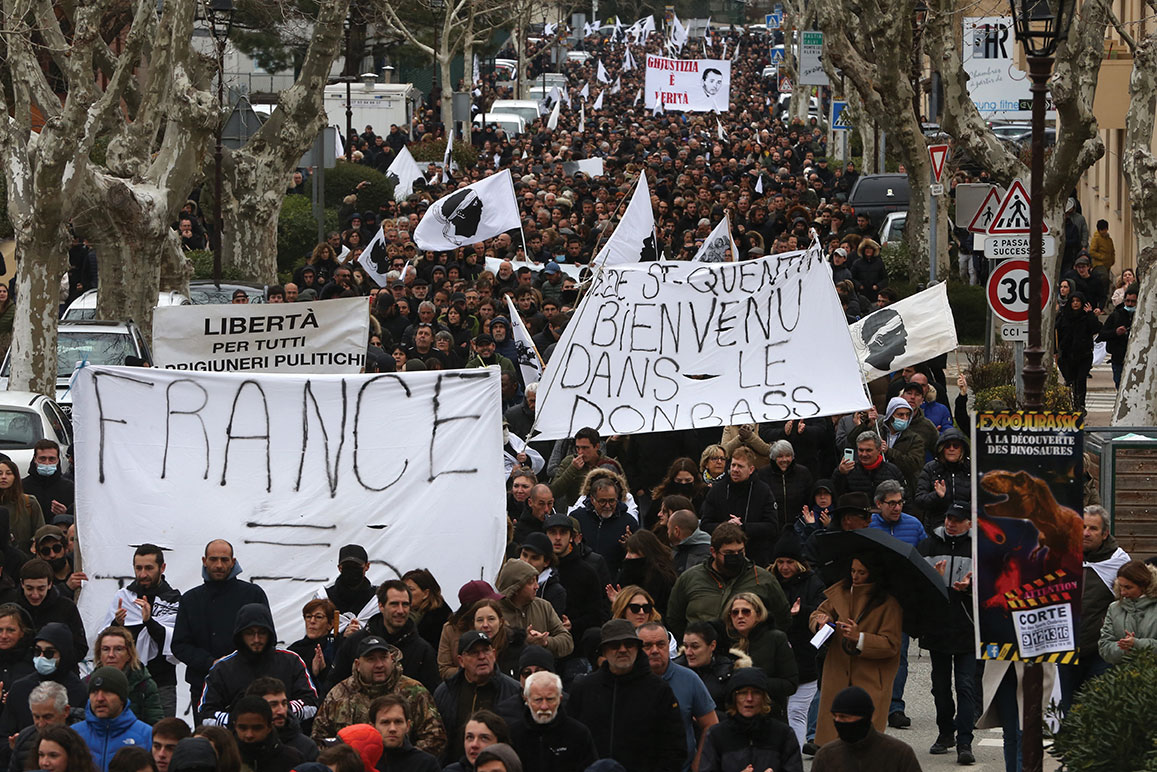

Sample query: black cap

[338,544,368,566]
[945,504,972,520]
[356,636,397,658]
[517,646,555,673]
[902,381,924,393]
[458,630,494,654]
[544,513,575,532]
[475,333,495,345]
[520,532,553,557]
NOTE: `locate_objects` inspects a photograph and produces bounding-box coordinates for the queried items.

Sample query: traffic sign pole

[927,144,948,285]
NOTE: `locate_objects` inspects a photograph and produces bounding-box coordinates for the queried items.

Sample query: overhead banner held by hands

[532,247,871,440]
[645,56,731,112]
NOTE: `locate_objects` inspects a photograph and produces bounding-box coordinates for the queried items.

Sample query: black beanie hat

[726,667,770,699]
[773,530,804,562]
[831,686,875,718]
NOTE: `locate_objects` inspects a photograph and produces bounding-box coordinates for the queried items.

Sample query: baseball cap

[520,532,553,557]
[475,333,495,345]
[544,513,575,531]
[356,636,398,658]
[544,261,561,275]
[34,525,66,545]
[338,544,368,566]
[458,630,494,654]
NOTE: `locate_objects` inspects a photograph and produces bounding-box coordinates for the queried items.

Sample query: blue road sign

[769,47,785,63]
[831,100,851,130]
[766,13,783,29]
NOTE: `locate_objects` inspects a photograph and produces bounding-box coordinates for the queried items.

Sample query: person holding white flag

[691,214,740,263]
[593,172,656,267]
[546,97,561,130]
[384,146,423,201]
[413,169,521,251]
[504,296,543,387]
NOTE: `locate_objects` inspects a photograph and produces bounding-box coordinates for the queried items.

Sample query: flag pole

[502,168,531,261]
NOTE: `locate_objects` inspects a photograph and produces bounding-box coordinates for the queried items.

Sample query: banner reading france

[644,56,731,112]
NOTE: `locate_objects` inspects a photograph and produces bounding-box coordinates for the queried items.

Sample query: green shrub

[277,196,338,273]
[407,139,479,169]
[946,282,987,345]
[188,249,248,282]
[1048,649,1157,771]
[967,345,1073,412]
[322,161,395,216]
[881,242,915,284]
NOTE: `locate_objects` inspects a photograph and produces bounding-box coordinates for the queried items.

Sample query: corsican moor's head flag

[385,146,423,201]
[358,226,391,287]
[849,282,959,381]
[414,169,521,251]
[594,172,656,267]
[691,213,740,263]
[504,296,543,387]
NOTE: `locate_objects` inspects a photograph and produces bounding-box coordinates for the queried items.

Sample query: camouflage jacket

[311,666,446,757]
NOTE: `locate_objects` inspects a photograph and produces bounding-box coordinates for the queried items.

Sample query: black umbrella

[813,527,951,636]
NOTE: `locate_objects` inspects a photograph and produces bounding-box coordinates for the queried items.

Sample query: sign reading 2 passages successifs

[152,296,370,374]
[531,248,871,441]
[644,56,731,112]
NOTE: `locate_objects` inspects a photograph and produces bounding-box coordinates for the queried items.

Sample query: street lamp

[207,0,234,288]
[1004,7,1075,769]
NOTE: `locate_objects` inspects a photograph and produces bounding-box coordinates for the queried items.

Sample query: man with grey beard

[506,671,596,772]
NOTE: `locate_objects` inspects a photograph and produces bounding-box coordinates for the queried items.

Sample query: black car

[847,173,911,230]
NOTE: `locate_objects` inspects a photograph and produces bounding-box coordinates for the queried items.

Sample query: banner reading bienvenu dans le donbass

[153,296,369,373]
[973,411,1085,662]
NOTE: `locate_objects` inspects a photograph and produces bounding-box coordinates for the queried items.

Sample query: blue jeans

[994,666,1022,772]
[1111,359,1124,388]
[806,681,822,741]
[930,651,977,748]
[890,633,910,714]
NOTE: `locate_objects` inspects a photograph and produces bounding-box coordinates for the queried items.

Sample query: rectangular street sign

[982,234,1056,258]
[1001,324,1028,342]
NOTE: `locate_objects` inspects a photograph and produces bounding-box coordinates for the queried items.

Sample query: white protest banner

[644,55,731,112]
[505,296,543,386]
[691,213,740,263]
[849,282,959,381]
[152,297,369,374]
[484,256,584,281]
[414,169,521,251]
[74,366,507,653]
[531,247,870,440]
[563,158,605,178]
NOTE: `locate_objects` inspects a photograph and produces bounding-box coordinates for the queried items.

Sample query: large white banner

[531,248,870,440]
[850,282,959,381]
[644,56,731,112]
[73,366,507,647]
[152,297,370,374]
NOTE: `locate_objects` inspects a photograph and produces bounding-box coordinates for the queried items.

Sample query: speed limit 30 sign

[987,258,1052,323]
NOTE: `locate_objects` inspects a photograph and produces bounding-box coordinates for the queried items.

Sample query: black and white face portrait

[702,68,724,97]
[438,188,485,245]
[861,308,908,371]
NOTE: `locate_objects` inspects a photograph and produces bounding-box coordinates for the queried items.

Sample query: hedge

[277,195,339,273]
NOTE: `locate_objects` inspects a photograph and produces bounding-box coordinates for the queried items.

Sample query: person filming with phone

[831,428,905,499]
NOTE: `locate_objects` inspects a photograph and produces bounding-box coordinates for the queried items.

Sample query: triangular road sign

[968,186,1003,234]
[928,144,949,184]
[987,179,1048,235]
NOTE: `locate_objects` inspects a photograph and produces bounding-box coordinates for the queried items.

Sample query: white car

[473,113,527,137]
[0,391,73,474]
[62,289,191,321]
[488,99,542,126]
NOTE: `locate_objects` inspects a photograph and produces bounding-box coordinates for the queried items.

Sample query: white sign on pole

[531,247,870,441]
[1000,323,1028,342]
[73,366,507,648]
[644,56,731,112]
[960,184,1004,234]
[799,31,829,86]
[849,282,959,382]
[963,17,1056,120]
[986,258,1052,323]
[981,234,1057,258]
[152,297,370,374]
[986,179,1049,235]
[930,183,945,196]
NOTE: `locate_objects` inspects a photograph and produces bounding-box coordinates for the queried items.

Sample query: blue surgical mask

[36,464,57,476]
[1123,305,1135,313]
[34,656,58,676]
[892,418,910,431]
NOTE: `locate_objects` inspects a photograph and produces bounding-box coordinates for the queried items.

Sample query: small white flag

[385,146,423,201]
[717,120,726,140]
[633,89,642,106]
[595,171,657,266]
[721,41,728,60]
[358,226,391,287]
[472,54,480,84]
[610,76,621,95]
[579,82,590,100]
[653,96,664,116]
[505,296,544,386]
[596,60,610,83]
[547,97,561,130]
[413,169,522,251]
[578,102,585,133]
[441,129,453,183]
[592,90,604,110]
[334,126,344,160]
[691,213,741,263]
[755,173,764,194]
[623,48,636,72]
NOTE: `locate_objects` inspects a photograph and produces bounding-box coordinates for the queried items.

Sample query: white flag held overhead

[504,296,543,387]
[634,89,642,106]
[850,282,959,381]
[334,126,345,159]
[592,90,604,110]
[472,54,480,84]
[595,172,657,266]
[691,213,741,263]
[610,76,621,94]
[578,102,585,133]
[579,82,590,100]
[547,97,561,130]
[358,227,391,287]
[755,173,763,194]
[385,146,423,201]
[441,129,454,183]
[717,120,726,140]
[623,48,636,72]
[596,60,610,83]
[722,41,728,59]
[414,169,521,251]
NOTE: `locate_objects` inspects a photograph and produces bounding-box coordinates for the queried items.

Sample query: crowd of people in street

[0,12,1149,772]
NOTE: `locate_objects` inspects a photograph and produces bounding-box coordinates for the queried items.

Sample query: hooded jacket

[172,561,268,692]
[327,614,440,694]
[21,459,74,517]
[17,584,86,658]
[672,528,712,575]
[197,603,317,726]
[507,702,598,772]
[555,542,608,638]
[759,460,814,532]
[699,476,779,566]
[1098,565,1157,664]
[72,701,153,772]
[495,559,574,659]
[918,525,975,653]
[914,428,972,524]
[699,710,804,772]
[566,651,687,772]
[0,622,87,735]
[570,500,637,576]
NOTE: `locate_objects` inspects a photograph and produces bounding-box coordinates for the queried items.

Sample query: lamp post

[207,0,234,288]
[1005,4,1075,769]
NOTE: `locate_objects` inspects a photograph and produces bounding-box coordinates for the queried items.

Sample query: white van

[489,99,542,126]
[473,113,527,137]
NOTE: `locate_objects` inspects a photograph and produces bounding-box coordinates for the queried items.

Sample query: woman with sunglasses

[610,586,677,658]
[0,460,43,558]
[723,593,798,721]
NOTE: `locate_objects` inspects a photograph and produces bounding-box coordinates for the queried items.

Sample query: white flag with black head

[547,97,561,130]
[850,282,959,381]
[414,169,521,251]
[610,77,621,95]
[358,226,391,287]
[623,48,636,72]
[691,213,740,263]
[592,90,604,110]
[504,296,543,386]
[594,172,657,266]
[597,60,610,83]
[385,146,423,201]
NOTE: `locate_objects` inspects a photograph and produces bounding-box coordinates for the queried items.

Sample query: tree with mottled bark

[1103,0,1157,424]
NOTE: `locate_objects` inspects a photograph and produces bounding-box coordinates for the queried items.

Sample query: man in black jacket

[1096,282,1138,388]
[0,622,87,736]
[434,632,521,761]
[197,603,317,727]
[324,544,376,616]
[246,677,318,761]
[21,441,73,519]
[917,505,978,765]
[831,431,906,499]
[232,696,303,772]
[371,694,441,772]
[173,540,269,707]
[544,514,607,640]
[567,620,686,772]
[16,559,85,656]
[507,671,597,772]
[699,447,779,566]
[327,581,440,693]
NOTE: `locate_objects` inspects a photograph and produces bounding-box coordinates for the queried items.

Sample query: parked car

[62,289,191,321]
[0,320,153,414]
[473,113,527,137]
[847,173,911,229]
[0,391,73,473]
[188,281,267,305]
[489,99,542,126]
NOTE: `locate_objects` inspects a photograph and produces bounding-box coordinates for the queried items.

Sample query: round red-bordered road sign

[986,258,1052,324]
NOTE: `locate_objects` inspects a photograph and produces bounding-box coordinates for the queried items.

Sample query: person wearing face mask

[614,531,677,618]
[0,622,86,737]
[699,448,780,567]
[324,545,376,619]
[811,686,920,771]
[21,441,73,522]
[849,398,925,506]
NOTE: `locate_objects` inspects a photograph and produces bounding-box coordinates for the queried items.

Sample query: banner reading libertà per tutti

[972,411,1085,662]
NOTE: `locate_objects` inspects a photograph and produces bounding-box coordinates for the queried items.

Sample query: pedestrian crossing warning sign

[831,101,851,130]
[967,186,1003,234]
[987,179,1049,235]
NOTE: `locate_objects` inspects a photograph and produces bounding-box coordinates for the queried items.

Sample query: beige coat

[809,581,903,745]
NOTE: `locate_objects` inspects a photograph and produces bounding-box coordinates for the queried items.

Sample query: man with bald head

[284,283,299,302]
[512,484,557,549]
[173,539,269,706]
